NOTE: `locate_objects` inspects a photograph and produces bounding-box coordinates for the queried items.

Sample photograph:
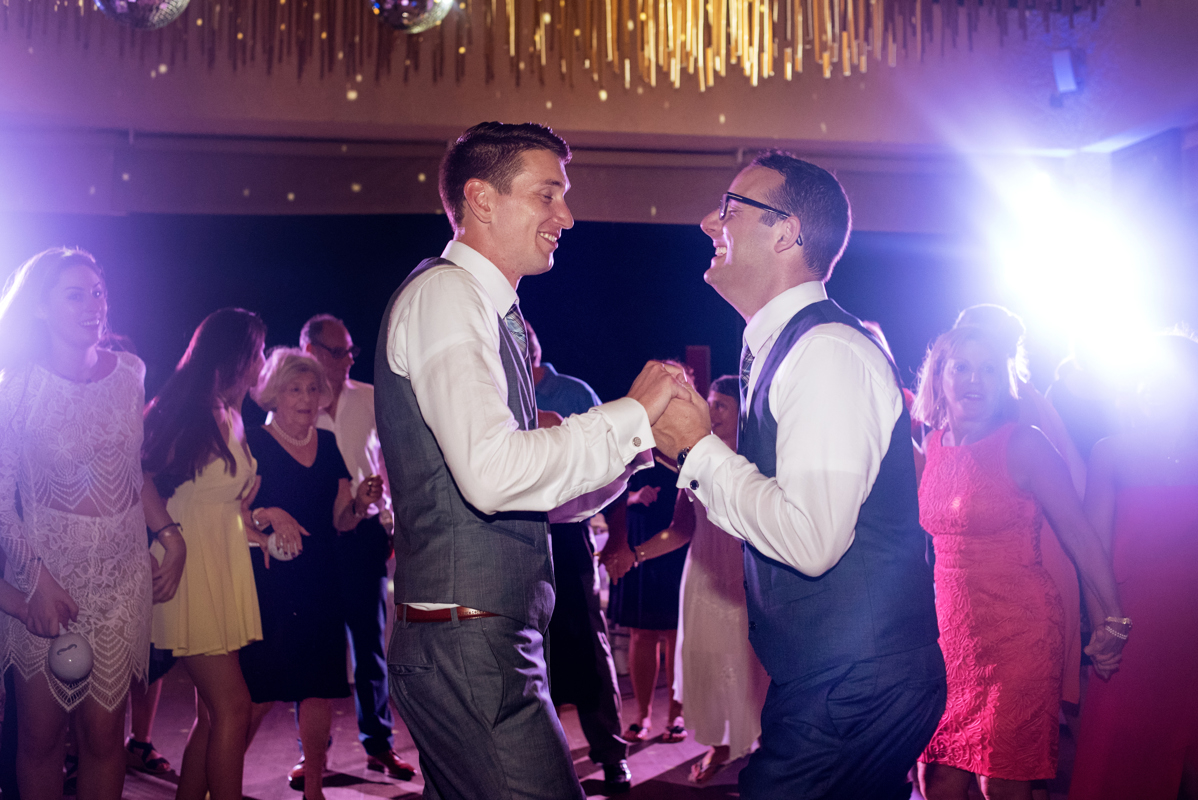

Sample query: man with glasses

[299,314,418,786]
[649,151,946,799]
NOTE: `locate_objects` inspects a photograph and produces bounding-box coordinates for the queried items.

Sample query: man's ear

[773,215,802,253]
[463,177,495,224]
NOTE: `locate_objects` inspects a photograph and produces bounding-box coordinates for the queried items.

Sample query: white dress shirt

[677,281,903,577]
[385,240,654,520]
[316,379,391,529]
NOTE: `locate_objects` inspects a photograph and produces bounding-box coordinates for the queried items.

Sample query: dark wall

[0,211,1009,402]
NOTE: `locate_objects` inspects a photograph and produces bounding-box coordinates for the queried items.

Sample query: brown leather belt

[403,606,498,623]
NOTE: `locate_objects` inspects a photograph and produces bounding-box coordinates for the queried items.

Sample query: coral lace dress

[919,423,1065,781]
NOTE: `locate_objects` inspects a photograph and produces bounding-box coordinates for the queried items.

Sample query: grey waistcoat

[374,257,555,632]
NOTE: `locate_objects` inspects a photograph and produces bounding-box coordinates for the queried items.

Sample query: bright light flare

[989,169,1158,377]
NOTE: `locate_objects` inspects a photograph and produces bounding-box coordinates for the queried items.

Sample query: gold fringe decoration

[1,0,1111,87]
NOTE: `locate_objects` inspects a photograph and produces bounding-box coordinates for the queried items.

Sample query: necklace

[270,418,314,447]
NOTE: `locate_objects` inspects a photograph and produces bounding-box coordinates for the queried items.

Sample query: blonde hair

[251,347,332,413]
[912,326,1019,430]
[954,304,1030,383]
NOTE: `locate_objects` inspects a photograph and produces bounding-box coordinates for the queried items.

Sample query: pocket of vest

[489,522,537,547]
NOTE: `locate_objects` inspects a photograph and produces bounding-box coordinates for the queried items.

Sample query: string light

[4,0,1112,88]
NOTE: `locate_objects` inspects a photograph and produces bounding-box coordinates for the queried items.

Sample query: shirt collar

[743,281,828,356]
[442,240,520,315]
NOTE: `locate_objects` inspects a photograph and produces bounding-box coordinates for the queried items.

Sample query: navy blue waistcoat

[740,299,939,684]
[375,258,555,632]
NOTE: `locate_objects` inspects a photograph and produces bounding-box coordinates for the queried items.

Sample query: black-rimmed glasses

[312,341,361,360]
[719,193,802,245]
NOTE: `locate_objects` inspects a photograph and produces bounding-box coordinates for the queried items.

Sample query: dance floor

[115,665,1076,799]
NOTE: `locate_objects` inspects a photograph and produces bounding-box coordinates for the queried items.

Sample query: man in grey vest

[374,121,689,800]
[651,151,946,799]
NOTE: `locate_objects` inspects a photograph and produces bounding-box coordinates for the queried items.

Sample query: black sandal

[125,737,172,774]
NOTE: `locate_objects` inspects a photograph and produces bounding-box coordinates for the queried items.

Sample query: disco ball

[372,0,454,33]
[94,0,190,30]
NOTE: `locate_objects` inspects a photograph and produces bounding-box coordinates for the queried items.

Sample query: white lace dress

[0,351,152,712]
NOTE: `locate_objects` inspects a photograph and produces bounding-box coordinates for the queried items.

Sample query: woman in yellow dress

[143,308,306,800]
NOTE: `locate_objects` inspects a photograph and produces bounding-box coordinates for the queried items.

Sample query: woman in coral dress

[1069,334,1198,800]
[912,325,1127,800]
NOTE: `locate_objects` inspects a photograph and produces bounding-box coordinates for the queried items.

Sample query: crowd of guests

[0,252,411,800]
[0,123,1195,800]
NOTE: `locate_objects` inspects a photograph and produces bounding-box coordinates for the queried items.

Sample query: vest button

[689,479,699,490]
[632,436,642,448]
[748,621,756,631]
[743,580,748,590]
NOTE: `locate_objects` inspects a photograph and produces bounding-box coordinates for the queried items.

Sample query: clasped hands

[1084,624,1127,680]
[626,361,712,461]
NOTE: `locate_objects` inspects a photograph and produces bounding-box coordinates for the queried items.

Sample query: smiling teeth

[715,246,727,256]
[539,232,558,243]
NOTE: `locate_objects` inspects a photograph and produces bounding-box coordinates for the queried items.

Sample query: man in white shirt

[652,151,946,800]
[374,121,688,800]
[298,314,417,784]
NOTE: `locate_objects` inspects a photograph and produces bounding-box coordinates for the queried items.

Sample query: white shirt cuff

[676,433,735,503]
[593,397,655,460]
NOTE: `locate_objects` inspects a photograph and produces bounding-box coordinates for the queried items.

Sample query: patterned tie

[504,304,528,359]
[739,343,755,411]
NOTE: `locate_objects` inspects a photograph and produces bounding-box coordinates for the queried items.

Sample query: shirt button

[689,480,699,490]
[632,437,642,448]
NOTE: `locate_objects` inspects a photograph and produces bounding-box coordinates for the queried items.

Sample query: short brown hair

[439,122,571,230]
[750,150,851,282]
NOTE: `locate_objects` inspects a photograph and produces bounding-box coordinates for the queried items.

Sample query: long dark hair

[0,248,105,375]
[143,308,266,494]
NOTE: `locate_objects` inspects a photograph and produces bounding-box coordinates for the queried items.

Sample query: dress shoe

[602,760,632,794]
[366,749,417,780]
[287,758,306,791]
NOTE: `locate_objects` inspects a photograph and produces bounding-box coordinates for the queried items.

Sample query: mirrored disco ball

[95,0,190,30]
[373,0,454,33]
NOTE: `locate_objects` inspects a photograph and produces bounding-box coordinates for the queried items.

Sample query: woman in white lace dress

[620,375,769,783]
[0,248,185,800]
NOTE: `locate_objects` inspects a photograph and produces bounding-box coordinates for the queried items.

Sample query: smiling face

[487,148,575,286]
[707,389,739,447]
[699,165,789,318]
[941,337,1013,427]
[274,370,324,434]
[38,264,107,353]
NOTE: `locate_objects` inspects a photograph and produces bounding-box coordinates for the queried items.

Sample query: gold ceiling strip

[2,0,1111,90]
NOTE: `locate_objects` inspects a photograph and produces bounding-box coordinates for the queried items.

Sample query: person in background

[142,308,303,800]
[300,314,416,783]
[0,248,182,800]
[911,325,1127,800]
[241,348,383,800]
[603,446,688,745]
[952,305,1086,763]
[622,375,769,783]
[526,320,632,794]
[1068,333,1198,800]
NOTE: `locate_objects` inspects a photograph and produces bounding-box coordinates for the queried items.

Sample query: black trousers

[740,643,947,800]
[546,522,627,767]
[336,516,394,755]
